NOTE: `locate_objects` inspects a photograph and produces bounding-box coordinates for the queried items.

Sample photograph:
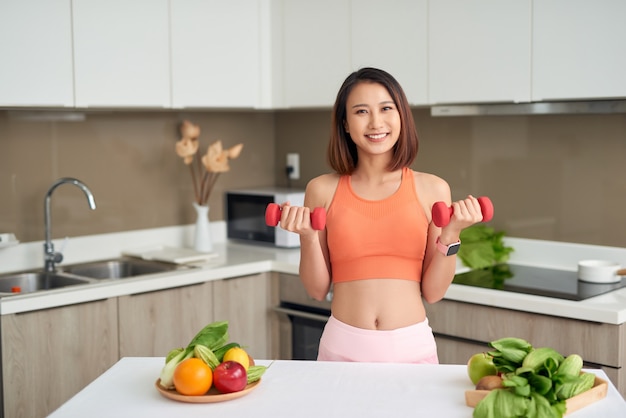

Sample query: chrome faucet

[44,177,96,272]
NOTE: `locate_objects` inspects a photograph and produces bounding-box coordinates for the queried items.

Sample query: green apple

[467,352,497,385]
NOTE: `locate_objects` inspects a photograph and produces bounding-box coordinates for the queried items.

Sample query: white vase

[192,202,213,253]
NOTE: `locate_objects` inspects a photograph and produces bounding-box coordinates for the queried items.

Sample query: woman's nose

[368,111,383,128]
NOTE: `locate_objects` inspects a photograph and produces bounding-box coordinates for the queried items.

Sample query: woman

[278,67,483,363]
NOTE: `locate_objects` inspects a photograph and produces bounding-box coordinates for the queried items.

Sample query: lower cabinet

[117,273,279,360]
[118,281,214,357]
[426,299,626,397]
[1,298,119,418]
[212,272,280,360]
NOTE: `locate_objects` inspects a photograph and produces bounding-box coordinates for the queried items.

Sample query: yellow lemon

[222,347,250,371]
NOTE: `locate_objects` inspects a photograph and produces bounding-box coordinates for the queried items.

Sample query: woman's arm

[418,175,483,304]
[278,175,334,301]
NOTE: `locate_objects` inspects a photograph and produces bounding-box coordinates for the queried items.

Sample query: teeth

[368,133,386,139]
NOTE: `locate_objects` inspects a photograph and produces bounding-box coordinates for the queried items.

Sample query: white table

[48,358,625,418]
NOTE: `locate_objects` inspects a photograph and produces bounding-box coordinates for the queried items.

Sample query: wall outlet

[286,153,300,180]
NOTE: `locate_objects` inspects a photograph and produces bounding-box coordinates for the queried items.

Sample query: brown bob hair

[327,67,419,174]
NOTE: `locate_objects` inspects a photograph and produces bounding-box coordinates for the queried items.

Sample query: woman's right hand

[278,203,318,236]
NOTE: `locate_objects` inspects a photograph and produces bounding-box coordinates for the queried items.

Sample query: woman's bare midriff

[330,279,426,330]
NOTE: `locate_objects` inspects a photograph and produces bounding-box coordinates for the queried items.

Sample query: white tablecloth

[48,358,626,418]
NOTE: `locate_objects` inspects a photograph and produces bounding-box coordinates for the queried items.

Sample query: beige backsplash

[1,108,625,247]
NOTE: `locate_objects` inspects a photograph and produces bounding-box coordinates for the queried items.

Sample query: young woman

[278,67,483,363]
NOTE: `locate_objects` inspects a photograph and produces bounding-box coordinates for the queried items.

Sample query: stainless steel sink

[61,257,189,280]
[0,258,195,296]
[0,272,93,295]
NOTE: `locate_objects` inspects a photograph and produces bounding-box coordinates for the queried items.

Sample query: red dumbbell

[265,203,327,231]
[432,196,494,227]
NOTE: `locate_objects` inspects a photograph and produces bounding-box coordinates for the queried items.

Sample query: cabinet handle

[127,282,204,296]
[273,306,330,323]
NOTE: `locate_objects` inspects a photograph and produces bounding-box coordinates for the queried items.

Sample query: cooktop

[452,264,626,301]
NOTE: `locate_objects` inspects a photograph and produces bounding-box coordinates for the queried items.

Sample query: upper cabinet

[532,0,626,101]
[2,1,624,109]
[428,0,531,105]
[72,0,170,108]
[170,0,264,108]
[280,0,351,108]
[0,0,74,107]
[351,0,428,106]
[279,0,429,108]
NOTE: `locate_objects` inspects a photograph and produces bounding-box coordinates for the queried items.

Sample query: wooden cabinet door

[212,273,278,359]
[1,299,118,418]
[281,0,351,108]
[0,0,74,107]
[435,335,490,365]
[532,0,626,101]
[351,0,428,106]
[72,0,170,107]
[118,281,214,357]
[428,0,531,104]
[170,0,264,108]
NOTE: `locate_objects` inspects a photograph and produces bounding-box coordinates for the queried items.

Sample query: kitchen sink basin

[0,272,93,295]
[61,257,189,280]
[0,257,196,296]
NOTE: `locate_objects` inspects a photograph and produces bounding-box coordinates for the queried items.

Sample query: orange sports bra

[326,167,429,283]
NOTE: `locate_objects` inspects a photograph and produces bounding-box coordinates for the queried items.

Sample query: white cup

[578,260,626,284]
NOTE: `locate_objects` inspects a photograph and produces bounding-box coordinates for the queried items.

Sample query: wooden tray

[465,376,608,416]
[155,378,261,403]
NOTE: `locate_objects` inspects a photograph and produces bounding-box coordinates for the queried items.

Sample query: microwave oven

[225,188,305,247]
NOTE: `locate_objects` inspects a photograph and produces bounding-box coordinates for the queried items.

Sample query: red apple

[213,361,248,393]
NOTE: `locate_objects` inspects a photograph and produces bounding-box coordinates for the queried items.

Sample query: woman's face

[344,81,401,158]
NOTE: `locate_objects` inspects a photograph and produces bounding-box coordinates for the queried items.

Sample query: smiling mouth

[366,133,388,140]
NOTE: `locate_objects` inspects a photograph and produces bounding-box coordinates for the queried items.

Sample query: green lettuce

[458,225,514,269]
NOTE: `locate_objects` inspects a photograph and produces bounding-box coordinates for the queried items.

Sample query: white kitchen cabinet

[281,0,351,108]
[1,298,119,418]
[170,0,265,108]
[428,0,531,104]
[351,0,428,106]
[72,0,170,108]
[118,281,214,357]
[0,0,74,107]
[532,0,626,101]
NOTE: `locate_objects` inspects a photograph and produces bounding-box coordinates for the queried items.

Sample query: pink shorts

[317,315,439,364]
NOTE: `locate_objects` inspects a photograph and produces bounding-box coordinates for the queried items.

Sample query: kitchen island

[48,357,626,418]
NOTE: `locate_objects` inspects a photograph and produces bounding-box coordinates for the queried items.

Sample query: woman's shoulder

[410,169,451,203]
[305,173,341,208]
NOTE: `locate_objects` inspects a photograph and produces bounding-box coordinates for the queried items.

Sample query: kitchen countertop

[1,224,625,324]
[47,357,626,418]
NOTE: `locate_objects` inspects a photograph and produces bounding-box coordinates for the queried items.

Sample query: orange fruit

[222,347,250,371]
[173,358,213,396]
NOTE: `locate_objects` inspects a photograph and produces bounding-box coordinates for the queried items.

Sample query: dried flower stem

[200,172,220,205]
[188,164,200,204]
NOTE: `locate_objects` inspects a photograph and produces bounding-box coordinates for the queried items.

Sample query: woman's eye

[382,106,394,111]
[355,109,367,114]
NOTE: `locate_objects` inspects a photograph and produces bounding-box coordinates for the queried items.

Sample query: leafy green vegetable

[458,225,514,269]
[474,389,530,418]
[555,372,595,400]
[476,337,589,418]
[158,320,230,389]
[489,337,533,364]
